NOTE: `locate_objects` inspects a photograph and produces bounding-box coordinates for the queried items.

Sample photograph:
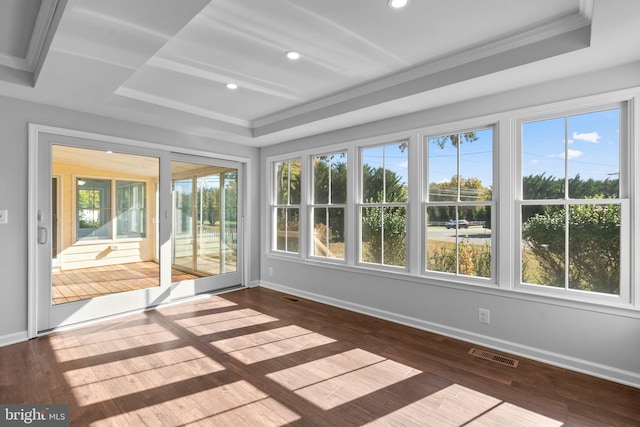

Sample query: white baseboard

[0,331,29,347]
[260,281,640,389]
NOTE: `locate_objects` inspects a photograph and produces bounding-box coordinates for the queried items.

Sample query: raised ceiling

[0,0,639,147]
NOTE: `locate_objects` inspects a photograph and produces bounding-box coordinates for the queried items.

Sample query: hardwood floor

[52,262,200,304]
[1,287,638,426]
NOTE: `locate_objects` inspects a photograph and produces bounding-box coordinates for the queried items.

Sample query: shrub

[522,200,620,294]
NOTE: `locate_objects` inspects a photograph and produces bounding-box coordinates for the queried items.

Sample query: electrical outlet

[0,210,7,224]
[478,308,490,324]
[268,267,273,276]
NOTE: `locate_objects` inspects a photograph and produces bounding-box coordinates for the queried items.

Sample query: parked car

[445,219,469,229]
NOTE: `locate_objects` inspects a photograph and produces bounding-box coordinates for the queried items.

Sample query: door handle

[38,227,48,245]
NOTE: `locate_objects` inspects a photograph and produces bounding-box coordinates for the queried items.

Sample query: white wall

[260,62,640,388]
[0,95,260,344]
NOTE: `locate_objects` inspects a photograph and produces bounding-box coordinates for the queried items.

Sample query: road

[427,226,492,245]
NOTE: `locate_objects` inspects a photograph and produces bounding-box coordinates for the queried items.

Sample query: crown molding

[0,0,58,73]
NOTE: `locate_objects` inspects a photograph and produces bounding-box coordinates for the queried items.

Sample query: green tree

[313,156,347,240]
[430,132,479,149]
[428,176,491,222]
[361,159,408,266]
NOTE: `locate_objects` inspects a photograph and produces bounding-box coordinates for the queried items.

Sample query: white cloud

[563,149,583,159]
[530,159,539,165]
[548,149,583,159]
[572,131,601,143]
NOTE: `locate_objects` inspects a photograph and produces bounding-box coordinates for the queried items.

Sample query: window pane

[521,205,565,287]
[428,130,492,202]
[288,161,301,204]
[313,155,330,204]
[459,129,493,202]
[428,135,458,202]
[276,160,301,205]
[460,206,492,278]
[312,207,345,259]
[77,178,111,240]
[426,206,457,274]
[382,206,406,267]
[426,206,491,277]
[568,203,620,294]
[384,144,408,203]
[362,147,385,203]
[522,118,565,200]
[330,154,347,204]
[360,206,407,266]
[363,143,408,203]
[117,181,146,238]
[276,162,288,205]
[276,207,299,253]
[313,153,347,205]
[567,109,620,198]
[223,170,238,273]
[361,206,382,264]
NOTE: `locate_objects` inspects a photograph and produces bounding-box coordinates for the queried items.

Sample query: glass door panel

[51,145,161,305]
[173,178,194,277]
[37,136,171,332]
[171,160,240,292]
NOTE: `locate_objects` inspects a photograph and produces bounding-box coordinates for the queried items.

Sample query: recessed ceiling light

[388,0,408,9]
[226,83,238,90]
[285,51,300,60]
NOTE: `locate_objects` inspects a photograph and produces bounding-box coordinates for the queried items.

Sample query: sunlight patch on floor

[175,308,278,336]
[51,326,180,362]
[363,384,563,426]
[267,347,423,410]
[97,380,299,426]
[68,347,225,406]
[64,346,213,387]
[211,325,336,364]
[267,348,387,390]
[469,402,564,426]
[293,359,421,410]
[156,295,237,315]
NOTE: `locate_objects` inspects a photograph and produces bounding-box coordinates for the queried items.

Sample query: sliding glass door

[35,133,243,331]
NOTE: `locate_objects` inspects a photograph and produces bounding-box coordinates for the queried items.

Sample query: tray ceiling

[0,0,638,147]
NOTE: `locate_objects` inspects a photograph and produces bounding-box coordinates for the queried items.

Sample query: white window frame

[116,179,147,239]
[357,139,410,271]
[514,101,632,306]
[422,125,497,284]
[265,89,639,312]
[74,175,150,243]
[271,157,303,255]
[308,150,348,263]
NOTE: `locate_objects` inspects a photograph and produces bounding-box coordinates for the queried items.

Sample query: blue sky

[522,108,620,182]
[428,128,493,189]
[361,107,619,194]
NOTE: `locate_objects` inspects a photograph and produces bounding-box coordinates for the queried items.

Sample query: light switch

[0,210,7,224]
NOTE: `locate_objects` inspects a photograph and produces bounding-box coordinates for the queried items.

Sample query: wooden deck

[52,262,199,304]
[2,287,638,426]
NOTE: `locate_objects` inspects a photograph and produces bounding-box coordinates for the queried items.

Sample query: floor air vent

[281,295,301,303]
[469,348,519,368]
